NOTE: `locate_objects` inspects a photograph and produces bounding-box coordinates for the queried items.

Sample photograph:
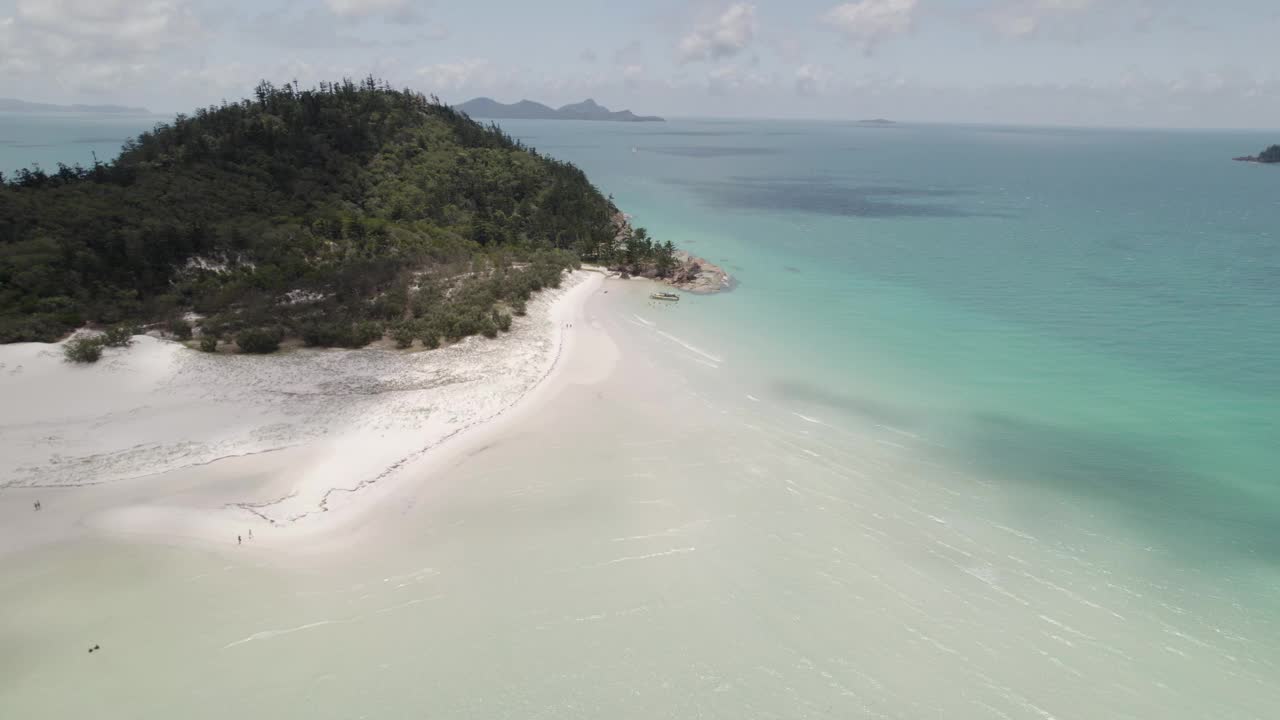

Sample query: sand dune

[0,271,603,555]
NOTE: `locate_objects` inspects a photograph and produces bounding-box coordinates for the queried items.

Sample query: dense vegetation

[1238,144,1280,164]
[0,78,640,350]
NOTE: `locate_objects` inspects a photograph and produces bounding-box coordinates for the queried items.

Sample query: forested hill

[0,79,621,348]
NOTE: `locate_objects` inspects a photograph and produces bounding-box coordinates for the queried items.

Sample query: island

[1234,144,1280,164]
[0,79,706,354]
[0,97,151,114]
[456,97,663,122]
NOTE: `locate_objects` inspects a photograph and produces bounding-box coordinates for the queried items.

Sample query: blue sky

[1,0,1278,127]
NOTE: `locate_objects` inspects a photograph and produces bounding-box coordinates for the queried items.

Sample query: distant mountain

[456,97,663,122]
[855,118,897,127]
[0,97,151,114]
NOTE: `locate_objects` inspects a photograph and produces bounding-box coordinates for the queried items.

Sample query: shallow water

[3,117,1280,717]
[4,283,1279,717]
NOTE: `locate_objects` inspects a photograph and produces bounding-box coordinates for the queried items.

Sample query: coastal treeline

[1235,144,1280,164]
[0,78,622,348]
[612,227,678,279]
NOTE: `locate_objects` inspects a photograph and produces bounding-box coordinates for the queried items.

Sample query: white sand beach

[3,275,1279,719]
[0,270,605,558]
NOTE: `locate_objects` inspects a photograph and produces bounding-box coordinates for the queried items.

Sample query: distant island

[456,97,663,122]
[855,119,897,127]
[0,97,151,114]
[1234,145,1280,164]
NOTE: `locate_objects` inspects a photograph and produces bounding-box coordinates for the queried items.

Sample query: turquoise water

[5,114,1280,717]
[504,118,1280,566]
[0,112,163,177]
[5,114,1278,565]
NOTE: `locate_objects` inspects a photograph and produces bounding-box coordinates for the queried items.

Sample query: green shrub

[511,298,527,316]
[392,322,415,348]
[236,327,282,354]
[495,311,512,332]
[480,315,498,339]
[301,321,343,347]
[102,324,136,347]
[199,335,218,352]
[63,336,105,363]
[169,319,193,340]
[351,321,384,348]
[300,319,383,348]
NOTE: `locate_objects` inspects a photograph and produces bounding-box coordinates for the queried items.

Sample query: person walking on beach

[248,529,253,540]
[33,500,41,511]
[237,535,242,545]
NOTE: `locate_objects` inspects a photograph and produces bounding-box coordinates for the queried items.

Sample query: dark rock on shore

[665,251,732,294]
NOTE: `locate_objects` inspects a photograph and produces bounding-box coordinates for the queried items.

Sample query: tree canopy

[0,78,618,347]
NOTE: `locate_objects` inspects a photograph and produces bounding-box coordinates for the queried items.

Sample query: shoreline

[0,270,605,559]
[662,250,734,294]
[609,211,733,294]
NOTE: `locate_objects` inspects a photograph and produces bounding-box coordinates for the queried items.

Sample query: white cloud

[8,0,202,58]
[986,0,1099,38]
[705,63,772,95]
[678,3,757,63]
[622,64,645,89]
[795,64,834,96]
[614,40,645,66]
[415,59,495,93]
[0,0,204,92]
[821,0,917,51]
[327,0,424,24]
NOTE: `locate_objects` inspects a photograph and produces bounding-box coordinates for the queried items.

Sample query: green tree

[0,80,602,347]
[655,240,677,278]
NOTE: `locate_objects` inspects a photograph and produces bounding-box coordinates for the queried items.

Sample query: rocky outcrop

[608,211,733,294]
[663,251,732,294]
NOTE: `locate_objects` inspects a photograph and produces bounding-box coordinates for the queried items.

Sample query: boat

[650,291,680,301]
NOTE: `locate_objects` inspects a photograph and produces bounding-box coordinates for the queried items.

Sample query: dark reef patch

[640,146,782,158]
[666,175,992,219]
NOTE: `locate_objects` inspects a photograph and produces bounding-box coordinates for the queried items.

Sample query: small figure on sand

[88,644,100,653]
[247,529,253,540]
[237,535,242,545]
[33,500,41,511]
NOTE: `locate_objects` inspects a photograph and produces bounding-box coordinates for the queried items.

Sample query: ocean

[512,117,1280,567]
[0,111,166,178]
[3,113,1280,718]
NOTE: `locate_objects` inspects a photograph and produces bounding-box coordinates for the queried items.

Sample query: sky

[1,0,1279,128]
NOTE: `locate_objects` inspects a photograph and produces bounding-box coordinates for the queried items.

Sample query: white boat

[650,291,679,301]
